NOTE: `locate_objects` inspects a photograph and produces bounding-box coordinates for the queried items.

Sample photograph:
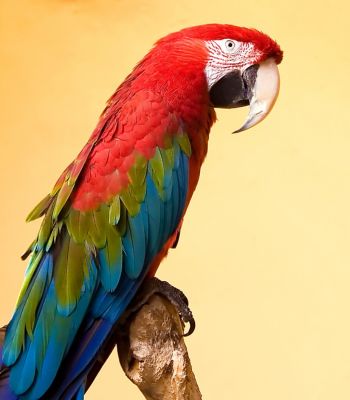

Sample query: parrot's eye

[225,40,236,52]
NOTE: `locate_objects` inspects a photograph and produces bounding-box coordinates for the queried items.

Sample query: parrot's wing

[2,98,192,399]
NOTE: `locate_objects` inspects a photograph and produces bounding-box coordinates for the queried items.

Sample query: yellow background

[1,1,350,399]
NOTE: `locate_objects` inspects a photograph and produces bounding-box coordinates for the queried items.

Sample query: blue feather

[140,200,149,257]
[98,239,123,292]
[123,213,146,279]
[170,163,180,232]
[74,384,85,400]
[144,172,162,258]
[9,336,36,395]
[90,289,114,319]
[48,319,113,400]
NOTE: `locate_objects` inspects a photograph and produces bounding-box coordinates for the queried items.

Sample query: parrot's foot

[126,277,195,336]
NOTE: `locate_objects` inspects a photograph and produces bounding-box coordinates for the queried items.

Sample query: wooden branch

[116,294,202,400]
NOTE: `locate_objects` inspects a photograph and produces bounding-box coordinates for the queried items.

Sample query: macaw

[0,24,282,399]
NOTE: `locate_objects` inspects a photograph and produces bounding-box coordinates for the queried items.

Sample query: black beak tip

[233,125,247,134]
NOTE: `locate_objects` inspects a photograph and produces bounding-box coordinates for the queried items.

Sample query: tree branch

[116,293,202,400]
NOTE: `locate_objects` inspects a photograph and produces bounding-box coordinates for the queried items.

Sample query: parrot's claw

[126,277,196,336]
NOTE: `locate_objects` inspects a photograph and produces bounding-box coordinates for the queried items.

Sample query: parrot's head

[138,24,283,133]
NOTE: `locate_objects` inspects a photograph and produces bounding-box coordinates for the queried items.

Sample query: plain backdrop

[1,1,350,399]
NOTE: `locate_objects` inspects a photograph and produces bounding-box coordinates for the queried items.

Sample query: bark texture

[116,294,201,400]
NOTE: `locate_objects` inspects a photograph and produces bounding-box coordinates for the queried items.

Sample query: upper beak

[209,58,280,133]
[234,58,280,133]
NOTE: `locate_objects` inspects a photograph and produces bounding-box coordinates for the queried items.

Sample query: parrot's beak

[234,58,280,133]
[208,58,280,133]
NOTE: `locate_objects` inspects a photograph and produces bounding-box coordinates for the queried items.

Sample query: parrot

[0,24,282,399]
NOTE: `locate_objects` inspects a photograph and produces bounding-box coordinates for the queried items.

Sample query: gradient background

[1,1,349,399]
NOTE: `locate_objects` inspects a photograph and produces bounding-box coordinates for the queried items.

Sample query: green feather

[100,225,123,291]
[22,273,47,338]
[128,154,147,186]
[26,194,53,222]
[66,209,90,244]
[52,178,74,220]
[88,207,108,248]
[128,154,147,203]
[54,236,85,315]
[37,205,54,248]
[176,133,192,157]
[17,251,43,305]
[120,186,140,217]
[116,203,127,236]
[133,184,146,204]
[149,147,165,197]
[46,222,63,252]
[160,146,175,171]
[106,225,122,267]
[67,158,85,186]
[109,196,121,225]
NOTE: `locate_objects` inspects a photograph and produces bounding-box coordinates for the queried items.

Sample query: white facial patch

[205,39,262,89]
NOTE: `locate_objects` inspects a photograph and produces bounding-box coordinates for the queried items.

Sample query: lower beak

[209,58,280,133]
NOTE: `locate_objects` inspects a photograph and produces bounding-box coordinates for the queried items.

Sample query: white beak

[234,58,280,133]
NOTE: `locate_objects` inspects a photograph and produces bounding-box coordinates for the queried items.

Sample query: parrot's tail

[45,282,141,399]
[0,324,84,400]
[0,326,17,400]
[0,371,17,400]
